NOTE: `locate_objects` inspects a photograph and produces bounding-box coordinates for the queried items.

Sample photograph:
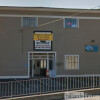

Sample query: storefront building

[0,7,100,78]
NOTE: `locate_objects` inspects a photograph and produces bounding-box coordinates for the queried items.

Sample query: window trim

[21,17,38,27]
[64,55,79,70]
[64,18,79,28]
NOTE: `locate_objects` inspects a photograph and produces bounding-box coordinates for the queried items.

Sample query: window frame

[64,55,79,70]
[64,18,79,28]
[21,17,38,27]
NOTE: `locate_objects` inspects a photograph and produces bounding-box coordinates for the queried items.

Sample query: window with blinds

[65,55,79,70]
[64,18,79,28]
[22,17,38,27]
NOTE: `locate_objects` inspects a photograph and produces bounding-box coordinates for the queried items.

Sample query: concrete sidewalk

[3,88,100,100]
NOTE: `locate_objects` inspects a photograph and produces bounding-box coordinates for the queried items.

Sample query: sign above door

[33,31,53,51]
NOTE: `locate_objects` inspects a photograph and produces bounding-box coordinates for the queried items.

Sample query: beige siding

[0,16,100,76]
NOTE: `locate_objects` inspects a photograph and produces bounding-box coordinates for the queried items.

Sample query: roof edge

[0,6,100,13]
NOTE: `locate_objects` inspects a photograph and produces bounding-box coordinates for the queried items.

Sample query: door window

[49,60,53,70]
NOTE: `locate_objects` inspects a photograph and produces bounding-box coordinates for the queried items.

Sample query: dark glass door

[40,60,47,76]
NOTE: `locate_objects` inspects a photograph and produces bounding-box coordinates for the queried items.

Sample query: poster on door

[33,31,53,50]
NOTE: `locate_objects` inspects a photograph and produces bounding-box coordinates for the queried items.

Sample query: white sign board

[35,40,51,50]
[64,92,84,100]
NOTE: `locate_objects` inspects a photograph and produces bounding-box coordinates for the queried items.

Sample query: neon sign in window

[64,18,79,28]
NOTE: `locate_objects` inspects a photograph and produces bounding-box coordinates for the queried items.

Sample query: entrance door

[29,52,56,78]
[34,59,47,76]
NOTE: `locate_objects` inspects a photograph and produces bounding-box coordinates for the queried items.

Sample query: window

[40,60,47,69]
[49,60,53,70]
[22,17,38,27]
[65,55,79,70]
[64,18,79,28]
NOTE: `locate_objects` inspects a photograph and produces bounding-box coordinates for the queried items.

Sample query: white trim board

[28,51,56,54]
[0,14,100,19]
[0,76,29,79]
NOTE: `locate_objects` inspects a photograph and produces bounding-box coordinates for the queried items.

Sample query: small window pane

[37,60,40,67]
[72,63,74,69]
[75,56,78,62]
[64,18,78,28]
[41,60,43,69]
[49,60,53,70]
[72,56,74,63]
[75,63,78,69]
[68,63,72,69]
[44,60,46,68]
[68,56,71,62]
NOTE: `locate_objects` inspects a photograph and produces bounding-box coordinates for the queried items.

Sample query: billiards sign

[85,45,98,52]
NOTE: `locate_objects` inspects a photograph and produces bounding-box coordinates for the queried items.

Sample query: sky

[0,0,100,9]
